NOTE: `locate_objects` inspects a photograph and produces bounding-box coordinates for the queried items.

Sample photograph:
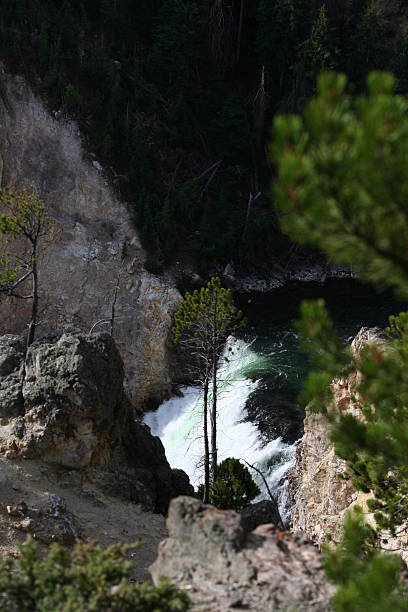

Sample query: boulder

[150,496,335,611]
[0,332,193,513]
[240,500,281,533]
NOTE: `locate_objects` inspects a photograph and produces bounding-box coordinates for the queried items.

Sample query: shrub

[0,536,191,611]
[209,457,260,512]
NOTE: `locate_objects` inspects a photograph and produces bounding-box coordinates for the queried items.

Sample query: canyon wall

[288,327,408,563]
[0,65,179,408]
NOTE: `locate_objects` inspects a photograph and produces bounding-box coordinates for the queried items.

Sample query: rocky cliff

[0,331,195,578]
[288,327,408,563]
[150,496,335,611]
[0,65,180,408]
[0,332,193,513]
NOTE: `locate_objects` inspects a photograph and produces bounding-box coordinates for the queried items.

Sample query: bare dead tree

[252,65,267,155]
[88,264,122,337]
[194,159,223,183]
[196,160,223,203]
[239,191,262,261]
[236,65,269,266]
[88,319,110,335]
[241,459,284,529]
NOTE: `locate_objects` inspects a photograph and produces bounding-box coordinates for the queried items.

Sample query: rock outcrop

[150,496,335,611]
[0,332,193,513]
[288,327,408,563]
[0,65,180,408]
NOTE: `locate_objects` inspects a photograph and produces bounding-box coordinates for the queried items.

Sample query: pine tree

[0,187,54,351]
[296,5,336,99]
[173,277,245,501]
[272,71,408,608]
[209,457,260,512]
[324,508,406,611]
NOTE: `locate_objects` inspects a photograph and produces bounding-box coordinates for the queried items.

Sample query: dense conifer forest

[0,1,406,274]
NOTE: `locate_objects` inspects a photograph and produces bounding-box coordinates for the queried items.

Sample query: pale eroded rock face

[288,328,408,563]
[150,496,335,611]
[0,65,180,408]
[287,410,357,543]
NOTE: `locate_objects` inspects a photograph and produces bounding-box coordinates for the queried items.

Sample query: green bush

[208,457,260,512]
[0,536,190,611]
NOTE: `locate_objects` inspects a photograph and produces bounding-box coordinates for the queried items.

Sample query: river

[144,279,404,520]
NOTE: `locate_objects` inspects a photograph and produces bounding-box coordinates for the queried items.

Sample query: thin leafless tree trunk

[26,252,38,349]
[211,350,218,482]
[241,459,284,529]
[210,293,219,482]
[203,373,210,503]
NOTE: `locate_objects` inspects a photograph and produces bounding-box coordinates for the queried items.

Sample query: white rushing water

[144,337,297,520]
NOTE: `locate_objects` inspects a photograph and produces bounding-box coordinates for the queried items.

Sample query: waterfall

[144,337,297,520]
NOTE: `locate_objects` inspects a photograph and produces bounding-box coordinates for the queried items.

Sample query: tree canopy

[1,1,406,274]
[272,71,408,609]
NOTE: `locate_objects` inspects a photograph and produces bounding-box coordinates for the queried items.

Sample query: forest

[0,0,405,275]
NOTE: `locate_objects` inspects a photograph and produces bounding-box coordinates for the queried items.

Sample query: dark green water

[236,279,405,444]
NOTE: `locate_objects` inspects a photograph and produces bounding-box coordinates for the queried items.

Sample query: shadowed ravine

[145,279,404,520]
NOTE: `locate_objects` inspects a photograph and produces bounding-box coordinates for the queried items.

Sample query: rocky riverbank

[229,261,355,294]
[166,252,354,296]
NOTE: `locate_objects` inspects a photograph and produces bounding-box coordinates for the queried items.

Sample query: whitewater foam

[144,337,296,520]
